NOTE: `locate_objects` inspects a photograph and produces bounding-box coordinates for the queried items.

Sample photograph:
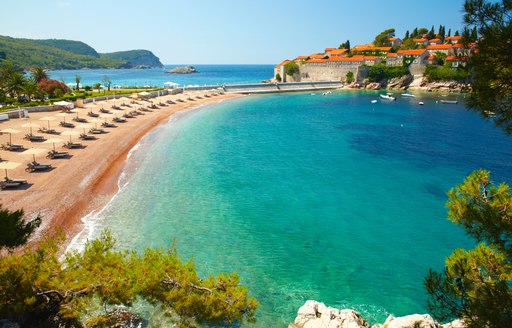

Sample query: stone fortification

[289,300,466,328]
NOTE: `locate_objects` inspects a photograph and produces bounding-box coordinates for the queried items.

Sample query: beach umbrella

[87,118,102,129]
[56,112,73,123]
[21,122,41,134]
[99,113,113,123]
[39,116,57,129]
[60,130,80,142]
[54,100,74,109]
[0,128,21,144]
[75,123,92,134]
[43,137,64,151]
[21,147,47,162]
[0,161,21,179]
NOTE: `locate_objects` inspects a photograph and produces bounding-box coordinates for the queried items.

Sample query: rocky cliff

[289,300,466,328]
[165,65,198,74]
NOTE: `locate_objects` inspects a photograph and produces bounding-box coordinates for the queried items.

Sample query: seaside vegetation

[424,170,512,328]
[367,64,409,82]
[284,61,300,76]
[0,208,258,327]
[424,65,470,82]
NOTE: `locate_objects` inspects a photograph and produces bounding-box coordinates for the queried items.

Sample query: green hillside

[0,36,162,70]
[100,50,163,67]
[32,39,100,57]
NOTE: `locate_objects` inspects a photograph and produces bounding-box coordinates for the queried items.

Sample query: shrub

[368,64,409,82]
[284,61,299,76]
[424,65,469,82]
[37,79,68,97]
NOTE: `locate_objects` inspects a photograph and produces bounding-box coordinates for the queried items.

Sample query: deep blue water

[75,90,512,327]
[47,64,274,88]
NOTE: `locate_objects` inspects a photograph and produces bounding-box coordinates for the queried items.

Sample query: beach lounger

[123,113,134,119]
[99,108,111,114]
[89,128,105,134]
[121,103,131,108]
[24,133,46,142]
[46,150,69,159]
[60,121,75,128]
[88,111,99,117]
[111,105,122,110]
[79,133,96,140]
[26,161,52,172]
[139,107,151,112]
[63,141,83,149]
[73,117,88,123]
[0,177,27,189]
[38,127,58,134]
[158,102,166,106]
[166,100,175,104]
[101,122,116,128]
[187,97,195,101]
[112,117,126,123]
[1,143,24,151]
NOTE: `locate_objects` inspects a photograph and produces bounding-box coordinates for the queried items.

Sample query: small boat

[418,102,424,106]
[371,100,377,103]
[401,92,416,98]
[379,94,396,101]
[440,100,458,104]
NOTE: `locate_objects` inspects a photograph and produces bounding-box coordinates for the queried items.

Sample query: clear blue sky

[1,0,467,65]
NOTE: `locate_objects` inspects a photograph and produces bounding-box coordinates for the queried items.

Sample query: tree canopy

[373,28,395,47]
[462,0,512,133]
[284,61,300,76]
[0,205,41,252]
[425,170,512,328]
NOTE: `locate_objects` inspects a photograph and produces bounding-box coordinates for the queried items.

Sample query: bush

[345,71,355,83]
[424,65,469,82]
[275,73,282,82]
[284,61,299,76]
[368,64,409,82]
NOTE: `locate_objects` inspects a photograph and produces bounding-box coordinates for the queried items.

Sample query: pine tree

[404,30,410,40]
[0,206,41,252]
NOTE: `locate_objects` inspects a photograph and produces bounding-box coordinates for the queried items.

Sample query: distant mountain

[0,35,162,70]
[100,50,163,68]
[32,39,100,58]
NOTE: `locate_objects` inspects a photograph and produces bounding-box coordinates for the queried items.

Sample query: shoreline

[0,91,242,250]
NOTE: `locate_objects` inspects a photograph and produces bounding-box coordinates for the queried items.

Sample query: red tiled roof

[325,48,336,52]
[364,56,379,60]
[413,38,427,42]
[429,38,440,42]
[387,53,398,57]
[427,55,435,60]
[446,36,463,41]
[330,49,348,56]
[310,54,328,59]
[426,44,453,50]
[275,60,290,68]
[306,59,327,63]
[389,37,399,41]
[397,49,427,55]
[446,56,467,61]
[452,44,464,48]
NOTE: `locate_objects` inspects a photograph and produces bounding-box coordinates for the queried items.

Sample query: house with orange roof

[446,56,468,68]
[324,48,337,56]
[413,38,429,47]
[274,59,290,81]
[309,53,329,60]
[446,35,463,44]
[351,44,391,56]
[429,38,442,45]
[330,49,348,57]
[397,49,429,66]
[389,37,402,48]
[386,53,400,66]
[426,44,453,56]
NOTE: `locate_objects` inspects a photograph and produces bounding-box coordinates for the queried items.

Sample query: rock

[165,65,198,74]
[291,300,371,328]
[442,319,466,328]
[387,74,413,90]
[385,314,441,328]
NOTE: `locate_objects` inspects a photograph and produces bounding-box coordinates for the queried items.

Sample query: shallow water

[81,91,512,326]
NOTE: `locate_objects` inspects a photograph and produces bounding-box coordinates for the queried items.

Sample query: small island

[165,65,198,74]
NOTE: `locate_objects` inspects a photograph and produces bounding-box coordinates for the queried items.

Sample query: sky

[1,0,467,65]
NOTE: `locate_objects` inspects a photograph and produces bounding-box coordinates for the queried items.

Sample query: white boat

[440,100,458,104]
[418,102,424,106]
[379,94,396,101]
[401,92,416,98]
[371,100,377,103]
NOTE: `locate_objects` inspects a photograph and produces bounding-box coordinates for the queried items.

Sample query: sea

[62,66,512,327]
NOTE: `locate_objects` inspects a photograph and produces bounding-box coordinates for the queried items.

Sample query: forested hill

[0,35,163,70]
[31,39,100,57]
[100,50,163,68]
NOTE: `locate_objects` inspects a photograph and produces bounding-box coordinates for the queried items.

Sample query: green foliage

[284,61,299,76]
[31,39,100,58]
[424,65,469,82]
[0,206,41,252]
[0,230,258,327]
[275,73,282,82]
[345,71,355,83]
[367,64,409,82]
[463,0,512,133]
[339,40,350,51]
[0,35,128,70]
[100,50,163,68]
[373,28,395,47]
[425,170,512,328]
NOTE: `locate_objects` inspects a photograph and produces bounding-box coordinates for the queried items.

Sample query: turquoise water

[82,91,512,326]
[47,65,273,88]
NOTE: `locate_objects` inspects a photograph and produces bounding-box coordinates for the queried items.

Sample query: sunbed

[1,143,24,151]
[46,150,69,159]
[101,122,116,128]
[79,133,96,140]
[38,127,58,134]
[25,161,52,172]
[63,141,83,149]
[89,128,105,134]
[73,117,87,123]
[88,111,99,117]
[60,121,75,128]
[24,133,46,142]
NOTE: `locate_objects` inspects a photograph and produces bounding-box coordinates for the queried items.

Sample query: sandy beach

[0,91,241,247]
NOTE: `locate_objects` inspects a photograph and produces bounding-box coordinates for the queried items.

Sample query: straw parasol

[0,161,21,179]
[56,112,73,122]
[43,137,64,151]
[0,128,21,144]
[21,147,47,162]
[75,123,92,134]
[39,116,57,129]
[21,122,41,134]
[87,118,102,129]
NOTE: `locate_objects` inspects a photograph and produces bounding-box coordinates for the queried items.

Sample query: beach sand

[0,91,241,247]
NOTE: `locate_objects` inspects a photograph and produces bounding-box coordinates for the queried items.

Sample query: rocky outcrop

[387,74,414,90]
[290,301,466,328]
[409,79,471,93]
[289,300,371,328]
[165,66,198,74]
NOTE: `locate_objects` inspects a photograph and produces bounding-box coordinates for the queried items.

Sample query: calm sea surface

[66,66,512,327]
[47,65,273,88]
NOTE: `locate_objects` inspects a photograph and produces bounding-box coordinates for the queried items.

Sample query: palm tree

[32,66,48,83]
[23,80,39,102]
[5,72,26,100]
